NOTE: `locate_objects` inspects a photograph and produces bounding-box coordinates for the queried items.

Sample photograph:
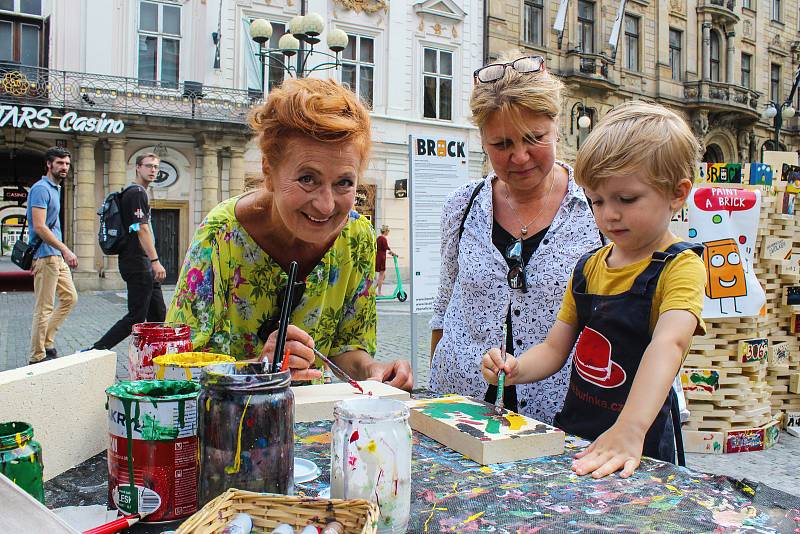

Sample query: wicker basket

[176,489,379,534]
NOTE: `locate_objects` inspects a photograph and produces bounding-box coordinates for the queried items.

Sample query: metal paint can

[106,380,200,522]
[198,363,294,506]
[153,352,236,381]
[128,322,192,380]
[0,421,44,504]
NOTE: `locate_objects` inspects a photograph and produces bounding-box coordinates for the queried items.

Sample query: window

[341,34,374,108]
[741,53,751,89]
[577,0,594,53]
[138,1,181,88]
[710,31,720,82]
[523,0,544,47]
[771,63,781,101]
[0,0,43,69]
[772,0,781,20]
[624,15,639,71]
[669,29,682,81]
[423,48,452,120]
[742,0,751,8]
[0,0,40,15]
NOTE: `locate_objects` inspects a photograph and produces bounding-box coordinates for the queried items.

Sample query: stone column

[228,147,245,198]
[105,138,126,278]
[73,136,98,287]
[726,31,735,84]
[202,145,219,215]
[702,22,712,81]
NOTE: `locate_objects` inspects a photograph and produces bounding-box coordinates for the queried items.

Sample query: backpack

[97,185,136,255]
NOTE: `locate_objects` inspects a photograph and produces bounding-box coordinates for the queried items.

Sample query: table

[45,420,800,533]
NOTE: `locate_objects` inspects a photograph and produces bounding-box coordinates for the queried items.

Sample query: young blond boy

[481,101,706,478]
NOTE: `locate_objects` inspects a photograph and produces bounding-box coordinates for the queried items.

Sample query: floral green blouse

[166,195,377,360]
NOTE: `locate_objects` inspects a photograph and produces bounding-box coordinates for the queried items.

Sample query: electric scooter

[376,254,407,302]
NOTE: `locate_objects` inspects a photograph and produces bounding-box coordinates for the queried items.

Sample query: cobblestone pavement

[2,286,799,496]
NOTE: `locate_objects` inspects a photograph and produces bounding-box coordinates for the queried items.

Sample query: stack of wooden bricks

[682,189,793,454]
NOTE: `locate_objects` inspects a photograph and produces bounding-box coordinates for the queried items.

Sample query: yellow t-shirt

[557,242,707,337]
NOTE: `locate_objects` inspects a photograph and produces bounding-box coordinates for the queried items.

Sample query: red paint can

[106,380,201,522]
[128,322,192,380]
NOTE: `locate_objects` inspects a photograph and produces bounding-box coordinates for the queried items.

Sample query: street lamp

[249,11,348,92]
[570,101,594,148]
[763,65,800,151]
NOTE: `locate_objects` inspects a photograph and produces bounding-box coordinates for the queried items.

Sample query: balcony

[697,0,739,23]
[0,62,259,125]
[683,80,760,118]
[559,51,618,91]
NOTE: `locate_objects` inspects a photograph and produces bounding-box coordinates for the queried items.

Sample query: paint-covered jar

[106,380,201,522]
[0,421,44,504]
[331,398,412,533]
[129,322,192,380]
[198,363,294,505]
[153,352,236,381]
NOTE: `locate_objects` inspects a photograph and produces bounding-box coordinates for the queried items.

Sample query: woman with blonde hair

[429,52,599,421]
[167,78,412,390]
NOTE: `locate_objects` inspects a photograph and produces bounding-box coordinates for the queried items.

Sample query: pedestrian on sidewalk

[92,153,166,350]
[375,225,396,296]
[28,147,78,364]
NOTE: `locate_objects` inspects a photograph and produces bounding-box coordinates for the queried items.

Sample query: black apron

[554,242,703,463]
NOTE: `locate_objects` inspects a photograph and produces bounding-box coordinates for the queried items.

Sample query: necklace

[504,167,557,237]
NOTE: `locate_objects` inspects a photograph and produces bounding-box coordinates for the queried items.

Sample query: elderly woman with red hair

[167,78,412,390]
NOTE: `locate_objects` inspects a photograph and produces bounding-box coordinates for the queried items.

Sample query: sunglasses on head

[505,239,528,292]
[473,55,546,84]
[257,280,307,343]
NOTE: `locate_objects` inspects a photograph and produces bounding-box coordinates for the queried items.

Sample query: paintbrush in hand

[312,347,364,394]
[494,322,508,416]
[271,261,298,373]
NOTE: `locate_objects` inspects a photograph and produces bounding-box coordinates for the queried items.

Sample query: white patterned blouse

[429,162,601,424]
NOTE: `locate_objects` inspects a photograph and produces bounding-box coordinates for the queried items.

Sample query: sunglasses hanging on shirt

[505,238,528,293]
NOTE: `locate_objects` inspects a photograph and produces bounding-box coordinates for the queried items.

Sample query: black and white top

[429,163,601,424]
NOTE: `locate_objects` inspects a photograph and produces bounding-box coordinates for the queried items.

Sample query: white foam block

[0,350,117,480]
[292,381,410,422]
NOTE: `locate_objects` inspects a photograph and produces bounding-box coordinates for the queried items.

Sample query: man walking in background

[28,146,78,364]
[92,153,166,350]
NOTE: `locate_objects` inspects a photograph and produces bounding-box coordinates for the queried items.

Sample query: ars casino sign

[0,105,125,134]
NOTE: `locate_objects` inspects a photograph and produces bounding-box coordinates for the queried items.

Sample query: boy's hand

[571,421,645,478]
[481,348,518,385]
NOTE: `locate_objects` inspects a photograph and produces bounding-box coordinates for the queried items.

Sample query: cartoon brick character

[703,238,747,314]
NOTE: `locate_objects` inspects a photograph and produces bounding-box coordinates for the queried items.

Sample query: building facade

[0,0,484,289]
[486,0,797,165]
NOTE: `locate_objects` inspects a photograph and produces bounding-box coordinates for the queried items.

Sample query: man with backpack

[92,153,166,351]
[28,147,78,364]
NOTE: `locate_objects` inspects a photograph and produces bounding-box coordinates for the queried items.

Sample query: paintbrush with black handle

[271,261,298,374]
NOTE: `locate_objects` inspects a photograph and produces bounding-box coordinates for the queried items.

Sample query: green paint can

[0,421,45,504]
[106,380,200,522]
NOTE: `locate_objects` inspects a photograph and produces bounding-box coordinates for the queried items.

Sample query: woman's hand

[481,348,518,385]
[260,324,323,381]
[571,421,645,478]
[367,360,414,391]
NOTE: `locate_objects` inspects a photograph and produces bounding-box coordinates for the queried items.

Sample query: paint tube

[220,512,253,534]
[270,524,295,534]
